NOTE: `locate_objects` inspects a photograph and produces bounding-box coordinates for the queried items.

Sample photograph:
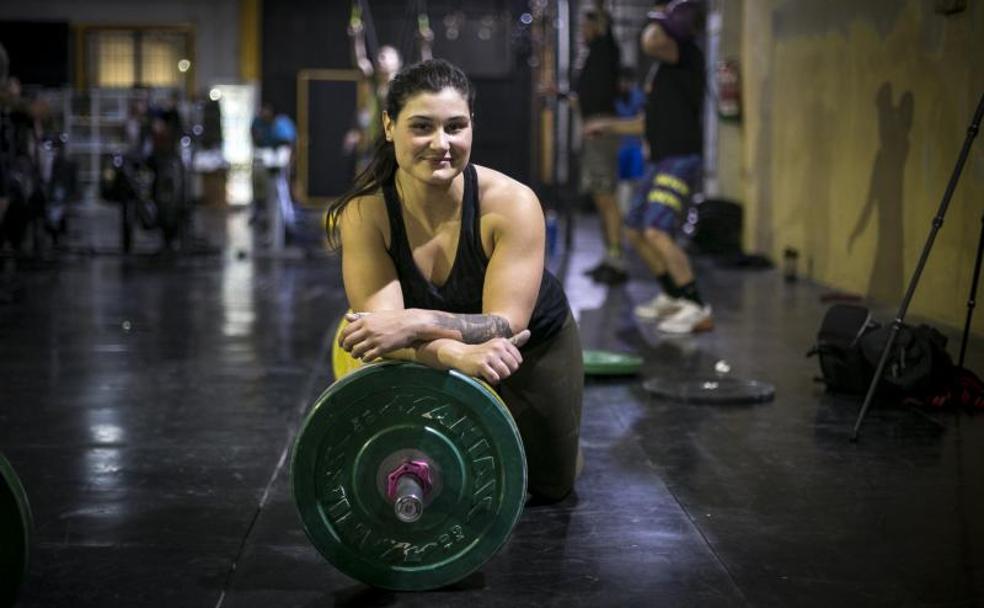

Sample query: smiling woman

[384,87,473,186]
[324,58,584,503]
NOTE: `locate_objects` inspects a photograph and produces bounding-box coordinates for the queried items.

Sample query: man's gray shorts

[579,132,619,196]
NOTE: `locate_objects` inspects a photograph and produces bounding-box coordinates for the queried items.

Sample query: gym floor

[2,210,983,607]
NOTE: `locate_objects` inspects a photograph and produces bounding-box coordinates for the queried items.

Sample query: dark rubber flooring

[1,210,983,607]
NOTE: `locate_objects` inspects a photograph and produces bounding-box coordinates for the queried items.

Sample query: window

[81,26,193,90]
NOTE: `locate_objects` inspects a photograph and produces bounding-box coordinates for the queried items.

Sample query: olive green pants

[498,312,583,502]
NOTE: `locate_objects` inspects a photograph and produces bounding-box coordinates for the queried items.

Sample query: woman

[329,59,582,502]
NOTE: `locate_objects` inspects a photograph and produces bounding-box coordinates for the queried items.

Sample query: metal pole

[557,0,575,253]
[958,211,984,369]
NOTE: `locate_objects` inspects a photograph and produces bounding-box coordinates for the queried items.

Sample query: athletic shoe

[634,293,683,320]
[657,300,714,334]
[583,259,608,276]
[592,263,628,285]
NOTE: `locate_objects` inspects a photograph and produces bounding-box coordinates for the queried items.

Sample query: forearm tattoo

[431,312,513,344]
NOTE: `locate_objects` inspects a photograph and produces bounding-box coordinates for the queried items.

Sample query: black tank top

[383,164,569,350]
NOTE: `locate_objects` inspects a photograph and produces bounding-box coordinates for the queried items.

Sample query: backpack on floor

[809,304,959,404]
[859,323,953,396]
[807,304,880,395]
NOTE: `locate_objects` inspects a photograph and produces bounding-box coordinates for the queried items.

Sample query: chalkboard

[297,70,361,204]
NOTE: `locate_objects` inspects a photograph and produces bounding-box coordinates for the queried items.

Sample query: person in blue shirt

[614,66,646,209]
[251,101,295,148]
[250,101,297,233]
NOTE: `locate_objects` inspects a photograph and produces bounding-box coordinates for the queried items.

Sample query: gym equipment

[583,350,643,376]
[291,361,527,590]
[853,92,984,440]
[0,452,32,605]
[643,376,775,405]
[331,312,364,381]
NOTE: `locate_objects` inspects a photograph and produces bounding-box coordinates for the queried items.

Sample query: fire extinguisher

[716,58,741,121]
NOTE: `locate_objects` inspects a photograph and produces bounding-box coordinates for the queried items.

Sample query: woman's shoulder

[340,189,386,219]
[473,164,538,212]
[338,189,389,237]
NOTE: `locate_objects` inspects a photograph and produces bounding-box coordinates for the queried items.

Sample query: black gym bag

[808,304,879,396]
[859,323,953,396]
[809,304,955,402]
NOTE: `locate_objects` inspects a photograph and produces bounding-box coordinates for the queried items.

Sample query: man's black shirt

[575,31,620,118]
[645,40,705,162]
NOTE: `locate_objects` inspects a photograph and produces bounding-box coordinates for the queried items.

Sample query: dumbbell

[291,356,527,590]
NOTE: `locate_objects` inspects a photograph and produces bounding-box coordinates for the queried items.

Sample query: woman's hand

[445,330,531,384]
[340,310,424,361]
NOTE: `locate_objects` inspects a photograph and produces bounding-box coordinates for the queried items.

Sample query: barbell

[293,318,527,590]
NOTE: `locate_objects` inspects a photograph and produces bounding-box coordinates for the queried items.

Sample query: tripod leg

[852,321,899,441]
[958,211,984,369]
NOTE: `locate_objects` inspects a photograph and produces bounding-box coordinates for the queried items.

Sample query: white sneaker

[634,293,683,320]
[657,300,714,334]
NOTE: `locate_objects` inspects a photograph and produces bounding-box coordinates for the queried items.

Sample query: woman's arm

[583,113,645,137]
[339,195,405,312]
[381,330,530,384]
[478,171,548,336]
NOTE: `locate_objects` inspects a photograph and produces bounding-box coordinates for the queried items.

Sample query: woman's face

[376,46,402,78]
[383,87,472,187]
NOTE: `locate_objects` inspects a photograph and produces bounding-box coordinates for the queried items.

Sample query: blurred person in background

[574,7,626,285]
[585,0,711,334]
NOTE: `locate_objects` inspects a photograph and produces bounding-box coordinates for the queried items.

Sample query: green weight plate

[583,350,643,376]
[291,361,527,591]
[0,452,32,606]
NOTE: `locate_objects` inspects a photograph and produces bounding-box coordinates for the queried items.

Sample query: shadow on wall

[848,82,914,303]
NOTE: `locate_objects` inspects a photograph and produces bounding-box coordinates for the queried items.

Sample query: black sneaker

[592,263,628,285]
[583,260,608,277]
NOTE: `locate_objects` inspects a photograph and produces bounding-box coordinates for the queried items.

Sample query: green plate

[291,361,527,590]
[583,350,643,376]
[0,452,32,606]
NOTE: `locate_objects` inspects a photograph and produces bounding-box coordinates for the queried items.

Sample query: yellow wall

[239,0,260,82]
[739,0,983,332]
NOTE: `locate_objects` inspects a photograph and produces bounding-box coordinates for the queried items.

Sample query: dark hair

[325,58,475,249]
